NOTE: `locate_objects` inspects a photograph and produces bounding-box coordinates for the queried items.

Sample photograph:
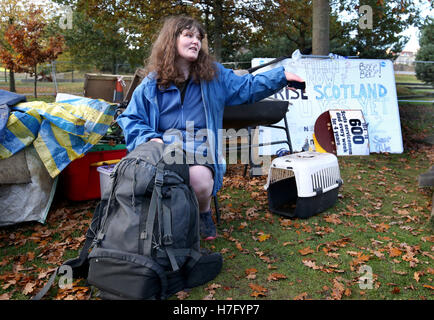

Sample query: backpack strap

[143,162,165,256]
[31,200,107,300]
[142,188,158,256]
[162,201,180,272]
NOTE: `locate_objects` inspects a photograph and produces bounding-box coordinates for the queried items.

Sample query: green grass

[4,149,432,300]
[0,80,84,96]
[394,74,423,84]
[190,152,433,300]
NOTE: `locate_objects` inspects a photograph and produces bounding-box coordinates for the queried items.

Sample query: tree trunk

[213,0,223,62]
[9,70,16,92]
[34,65,37,98]
[312,0,330,56]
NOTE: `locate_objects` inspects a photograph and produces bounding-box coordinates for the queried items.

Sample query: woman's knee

[189,165,214,197]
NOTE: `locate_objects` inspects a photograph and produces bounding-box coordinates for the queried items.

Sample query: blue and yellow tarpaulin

[0,97,116,177]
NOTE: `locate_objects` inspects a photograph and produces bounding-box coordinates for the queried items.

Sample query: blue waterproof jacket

[117,63,287,195]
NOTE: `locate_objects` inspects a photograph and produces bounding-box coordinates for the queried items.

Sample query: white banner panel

[252,58,403,155]
[329,109,370,156]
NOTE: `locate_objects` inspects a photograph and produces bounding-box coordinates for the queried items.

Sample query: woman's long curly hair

[144,16,217,89]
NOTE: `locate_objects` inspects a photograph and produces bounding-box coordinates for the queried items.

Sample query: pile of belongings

[0,90,116,226]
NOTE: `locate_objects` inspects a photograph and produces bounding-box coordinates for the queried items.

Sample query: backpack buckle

[163,235,173,246]
[155,169,164,187]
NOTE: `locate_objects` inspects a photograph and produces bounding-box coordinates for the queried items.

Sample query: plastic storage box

[264,151,343,219]
[96,164,116,200]
[60,145,127,201]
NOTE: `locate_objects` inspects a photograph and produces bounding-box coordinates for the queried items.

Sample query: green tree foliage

[57,11,142,73]
[52,0,426,71]
[234,0,344,63]
[415,17,434,85]
[52,0,196,72]
[334,0,422,59]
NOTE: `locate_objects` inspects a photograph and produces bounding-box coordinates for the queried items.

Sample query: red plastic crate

[60,148,127,201]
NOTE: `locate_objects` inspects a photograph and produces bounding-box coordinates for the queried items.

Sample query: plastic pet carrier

[264,151,343,219]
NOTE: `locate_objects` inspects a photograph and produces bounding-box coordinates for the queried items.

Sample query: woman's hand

[284,71,305,92]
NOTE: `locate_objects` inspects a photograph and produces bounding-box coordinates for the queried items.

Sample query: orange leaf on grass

[293,292,308,300]
[324,214,342,225]
[249,283,268,297]
[389,247,403,258]
[267,273,287,281]
[258,234,271,242]
[391,287,401,294]
[245,268,258,275]
[298,247,314,256]
[245,268,258,280]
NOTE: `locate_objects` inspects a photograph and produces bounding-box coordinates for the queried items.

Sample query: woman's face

[176,27,202,63]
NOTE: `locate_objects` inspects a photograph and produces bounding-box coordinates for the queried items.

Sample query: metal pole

[51,61,58,95]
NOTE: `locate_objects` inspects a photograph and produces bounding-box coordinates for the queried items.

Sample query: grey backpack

[33,141,222,300]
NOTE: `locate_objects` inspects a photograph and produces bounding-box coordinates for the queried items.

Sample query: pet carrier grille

[265,151,343,219]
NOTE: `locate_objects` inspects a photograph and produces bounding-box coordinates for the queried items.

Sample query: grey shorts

[186,152,215,177]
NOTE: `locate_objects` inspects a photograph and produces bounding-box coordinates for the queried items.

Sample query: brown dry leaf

[302,224,312,233]
[202,293,216,300]
[280,219,292,227]
[413,271,423,283]
[246,273,257,280]
[391,287,401,294]
[372,223,390,232]
[350,253,371,271]
[249,283,268,297]
[324,214,342,225]
[248,283,266,291]
[347,251,360,257]
[250,290,267,298]
[267,273,287,282]
[238,222,248,230]
[22,282,36,295]
[331,278,345,300]
[293,292,308,300]
[245,268,258,275]
[0,292,11,300]
[37,267,56,280]
[302,259,320,270]
[389,247,403,258]
[245,268,258,280]
[298,247,314,256]
[423,285,434,290]
[176,290,190,300]
[392,270,408,275]
[2,279,16,290]
[372,250,385,259]
[27,252,35,261]
[206,283,222,291]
